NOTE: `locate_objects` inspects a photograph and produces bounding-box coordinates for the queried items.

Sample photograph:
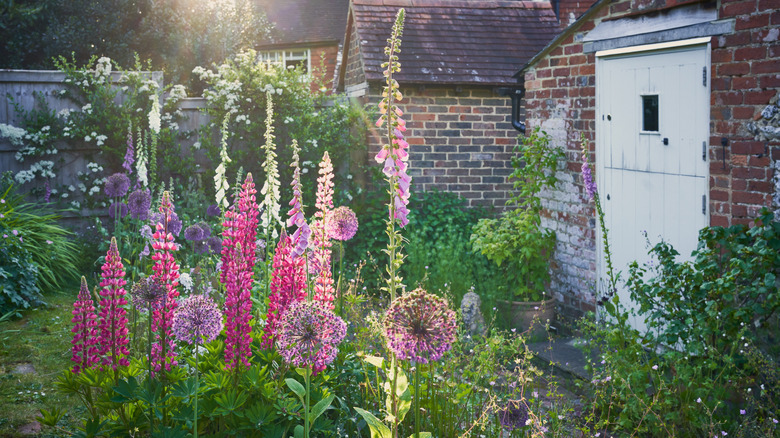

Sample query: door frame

[594,37,711,326]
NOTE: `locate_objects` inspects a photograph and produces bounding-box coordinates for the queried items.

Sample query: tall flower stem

[304,369,311,438]
[337,242,344,315]
[147,305,154,435]
[414,363,421,438]
[194,346,199,438]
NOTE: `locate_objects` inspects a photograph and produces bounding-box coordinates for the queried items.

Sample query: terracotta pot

[499,298,556,335]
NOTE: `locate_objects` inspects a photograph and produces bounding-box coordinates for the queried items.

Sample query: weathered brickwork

[310,45,341,94]
[358,85,521,210]
[523,0,780,320]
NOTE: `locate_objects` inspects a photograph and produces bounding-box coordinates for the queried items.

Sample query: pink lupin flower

[261,231,307,348]
[150,191,180,374]
[97,237,130,370]
[223,243,254,370]
[309,152,336,308]
[287,141,311,259]
[220,174,259,284]
[71,276,99,374]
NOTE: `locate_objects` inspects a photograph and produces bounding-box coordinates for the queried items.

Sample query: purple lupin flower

[325,206,359,241]
[172,294,223,345]
[96,237,130,370]
[105,173,131,198]
[276,300,347,374]
[384,288,457,364]
[128,189,152,220]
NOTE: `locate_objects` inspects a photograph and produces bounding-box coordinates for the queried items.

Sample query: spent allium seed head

[105,173,131,198]
[130,276,166,311]
[172,294,223,345]
[499,400,529,431]
[71,276,99,374]
[276,300,346,373]
[108,202,128,219]
[384,288,457,364]
[325,206,358,241]
[128,189,151,220]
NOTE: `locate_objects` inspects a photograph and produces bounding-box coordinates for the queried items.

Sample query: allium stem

[194,346,199,438]
[337,242,344,315]
[304,369,311,438]
[147,305,154,435]
[414,363,421,438]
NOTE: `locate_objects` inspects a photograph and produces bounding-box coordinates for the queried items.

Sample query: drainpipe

[497,87,526,134]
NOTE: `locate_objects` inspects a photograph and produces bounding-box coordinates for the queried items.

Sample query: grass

[0,291,85,437]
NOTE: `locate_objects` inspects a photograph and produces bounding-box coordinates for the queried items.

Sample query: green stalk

[414,363,420,438]
[305,369,311,438]
[194,344,199,438]
[337,241,344,315]
[147,306,154,435]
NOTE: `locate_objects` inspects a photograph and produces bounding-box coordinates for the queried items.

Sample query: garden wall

[522,0,780,321]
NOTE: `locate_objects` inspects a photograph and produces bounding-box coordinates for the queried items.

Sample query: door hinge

[702,141,706,161]
[702,67,707,86]
[702,195,707,215]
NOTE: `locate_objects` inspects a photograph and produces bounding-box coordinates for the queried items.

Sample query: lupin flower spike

[71,276,99,374]
[261,231,307,348]
[97,237,130,370]
[150,191,180,374]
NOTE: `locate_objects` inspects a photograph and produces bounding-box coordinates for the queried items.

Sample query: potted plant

[470,127,564,334]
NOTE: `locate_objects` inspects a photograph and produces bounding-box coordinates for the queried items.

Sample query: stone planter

[499,298,556,336]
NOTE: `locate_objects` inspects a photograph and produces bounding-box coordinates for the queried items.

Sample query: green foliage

[0,174,79,312]
[193,50,367,209]
[470,127,563,303]
[580,209,780,436]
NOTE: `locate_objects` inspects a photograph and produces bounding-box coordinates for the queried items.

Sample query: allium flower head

[500,400,529,431]
[207,236,222,254]
[172,294,224,345]
[105,173,131,197]
[276,300,346,372]
[206,204,221,217]
[326,206,358,241]
[184,224,207,242]
[108,202,128,219]
[71,276,99,374]
[128,188,151,220]
[384,288,457,363]
[130,276,166,311]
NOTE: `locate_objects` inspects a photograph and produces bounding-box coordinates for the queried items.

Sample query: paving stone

[527,337,590,380]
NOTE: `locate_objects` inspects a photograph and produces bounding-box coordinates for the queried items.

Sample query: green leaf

[294,425,304,438]
[285,378,305,401]
[309,394,335,425]
[407,433,432,438]
[383,366,411,422]
[363,355,385,369]
[110,376,139,403]
[354,407,392,438]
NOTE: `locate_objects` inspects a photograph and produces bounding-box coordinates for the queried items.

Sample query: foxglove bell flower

[71,276,99,374]
[260,94,282,234]
[97,237,130,370]
[214,114,231,211]
[122,124,134,174]
[581,156,597,201]
[287,140,310,259]
[384,288,457,364]
[172,294,223,345]
[276,300,346,373]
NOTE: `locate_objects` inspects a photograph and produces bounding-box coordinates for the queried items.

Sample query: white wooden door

[595,41,710,332]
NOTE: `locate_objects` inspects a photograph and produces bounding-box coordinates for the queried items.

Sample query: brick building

[517,0,780,324]
[337,0,562,209]
[256,0,349,93]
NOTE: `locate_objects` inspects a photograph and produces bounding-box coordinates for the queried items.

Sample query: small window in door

[641,95,659,132]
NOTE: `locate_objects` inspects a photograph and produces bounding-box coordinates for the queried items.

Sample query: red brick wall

[310,45,341,94]
[358,84,521,210]
[344,14,366,90]
[523,0,780,320]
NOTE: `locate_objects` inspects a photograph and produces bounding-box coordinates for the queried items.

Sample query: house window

[259,49,311,73]
[641,94,659,132]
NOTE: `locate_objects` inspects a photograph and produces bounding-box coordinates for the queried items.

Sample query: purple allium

[384,288,457,364]
[207,236,222,254]
[206,204,220,217]
[325,206,359,241]
[172,294,223,345]
[276,300,346,373]
[105,173,131,198]
[108,202,128,219]
[500,400,529,431]
[581,154,597,201]
[197,222,211,239]
[129,276,166,311]
[193,240,209,254]
[128,189,151,220]
[184,224,206,242]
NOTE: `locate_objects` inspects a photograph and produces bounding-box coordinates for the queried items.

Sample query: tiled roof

[350,0,561,85]
[256,0,350,47]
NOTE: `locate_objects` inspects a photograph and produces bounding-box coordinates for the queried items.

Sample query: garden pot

[499,298,556,337]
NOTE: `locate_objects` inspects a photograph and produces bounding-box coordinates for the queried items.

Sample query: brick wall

[343,15,366,90]
[357,84,521,210]
[310,45,341,93]
[523,0,780,320]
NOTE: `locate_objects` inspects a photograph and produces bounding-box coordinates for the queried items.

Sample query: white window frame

[258,49,311,74]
